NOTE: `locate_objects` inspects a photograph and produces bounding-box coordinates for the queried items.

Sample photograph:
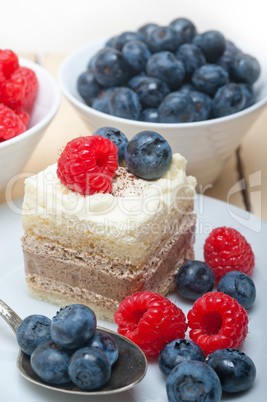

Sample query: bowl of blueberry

[58,17,267,186]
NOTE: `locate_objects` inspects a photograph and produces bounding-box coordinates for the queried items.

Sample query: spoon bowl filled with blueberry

[0,300,147,395]
[58,16,267,186]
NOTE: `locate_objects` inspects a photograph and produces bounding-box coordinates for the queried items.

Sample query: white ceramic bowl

[58,39,267,186]
[0,58,61,191]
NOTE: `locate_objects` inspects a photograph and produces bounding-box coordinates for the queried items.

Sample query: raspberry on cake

[21,132,196,321]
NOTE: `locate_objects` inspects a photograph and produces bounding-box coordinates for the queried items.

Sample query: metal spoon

[0,299,147,395]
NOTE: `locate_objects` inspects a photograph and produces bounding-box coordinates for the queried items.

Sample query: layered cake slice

[21,131,196,321]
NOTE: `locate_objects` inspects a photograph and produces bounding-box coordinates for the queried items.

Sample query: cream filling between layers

[22,153,196,266]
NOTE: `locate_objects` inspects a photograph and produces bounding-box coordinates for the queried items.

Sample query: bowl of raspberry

[0,49,61,191]
[58,17,267,186]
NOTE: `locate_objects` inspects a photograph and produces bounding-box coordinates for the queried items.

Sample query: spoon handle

[0,299,22,334]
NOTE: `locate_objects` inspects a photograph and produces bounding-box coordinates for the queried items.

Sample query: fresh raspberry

[0,49,19,78]
[0,103,26,142]
[0,66,38,113]
[16,110,30,127]
[187,291,248,355]
[114,291,187,357]
[57,135,118,195]
[204,226,255,281]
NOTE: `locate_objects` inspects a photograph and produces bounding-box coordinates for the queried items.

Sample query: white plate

[0,196,267,402]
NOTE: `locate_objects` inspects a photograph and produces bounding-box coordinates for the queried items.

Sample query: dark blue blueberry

[30,340,71,384]
[125,131,172,180]
[105,35,118,48]
[193,30,226,63]
[122,40,151,74]
[128,75,170,108]
[108,87,141,120]
[240,83,255,109]
[87,54,97,72]
[86,330,119,366]
[213,82,246,118]
[139,108,159,122]
[175,260,215,300]
[230,53,261,84]
[192,64,229,95]
[146,26,182,53]
[91,87,115,114]
[77,71,103,106]
[158,92,195,123]
[68,347,111,390]
[146,51,185,90]
[169,17,197,43]
[113,31,145,51]
[16,314,51,356]
[93,47,130,87]
[50,304,96,349]
[188,90,212,121]
[206,348,256,393]
[176,43,206,80]
[177,82,195,94]
[217,270,256,309]
[216,40,241,72]
[92,126,128,163]
[137,23,159,40]
[166,360,222,402]
[158,339,205,376]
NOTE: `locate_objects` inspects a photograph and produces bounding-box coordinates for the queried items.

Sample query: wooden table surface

[1,54,267,221]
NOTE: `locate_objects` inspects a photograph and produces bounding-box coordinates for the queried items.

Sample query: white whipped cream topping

[22,154,196,230]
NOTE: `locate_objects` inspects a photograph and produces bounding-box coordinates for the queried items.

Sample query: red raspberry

[16,110,30,127]
[204,226,255,281]
[114,291,187,357]
[0,103,26,142]
[57,135,118,195]
[187,291,248,355]
[0,49,19,78]
[0,66,38,113]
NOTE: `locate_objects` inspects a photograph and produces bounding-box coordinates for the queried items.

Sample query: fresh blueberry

[128,75,170,109]
[206,348,256,393]
[176,43,206,80]
[105,35,118,48]
[146,51,185,90]
[16,314,51,356]
[158,339,205,376]
[139,108,159,122]
[50,304,96,349]
[125,130,172,180]
[177,82,195,94]
[122,40,151,74]
[188,90,212,121]
[175,260,215,301]
[230,53,261,84]
[240,83,255,109]
[193,30,226,63]
[86,330,119,366]
[77,71,103,106]
[92,126,128,163]
[217,270,256,309]
[158,92,195,123]
[166,360,222,402]
[93,47,130,87]
[92,87,119,114]
[113,31,145,51]
[169,17,197,43]
[213,82,246,118]
[192,64,229,95]
[216,40,241,72]
[68,347,111,390]
[31,340,71,384]
[108,87,141,120]
[137,23,159,40]
[146,26,182,53]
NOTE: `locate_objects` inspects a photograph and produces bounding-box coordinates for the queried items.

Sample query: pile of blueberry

[16,304,119,390]
[77,17,261,123]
